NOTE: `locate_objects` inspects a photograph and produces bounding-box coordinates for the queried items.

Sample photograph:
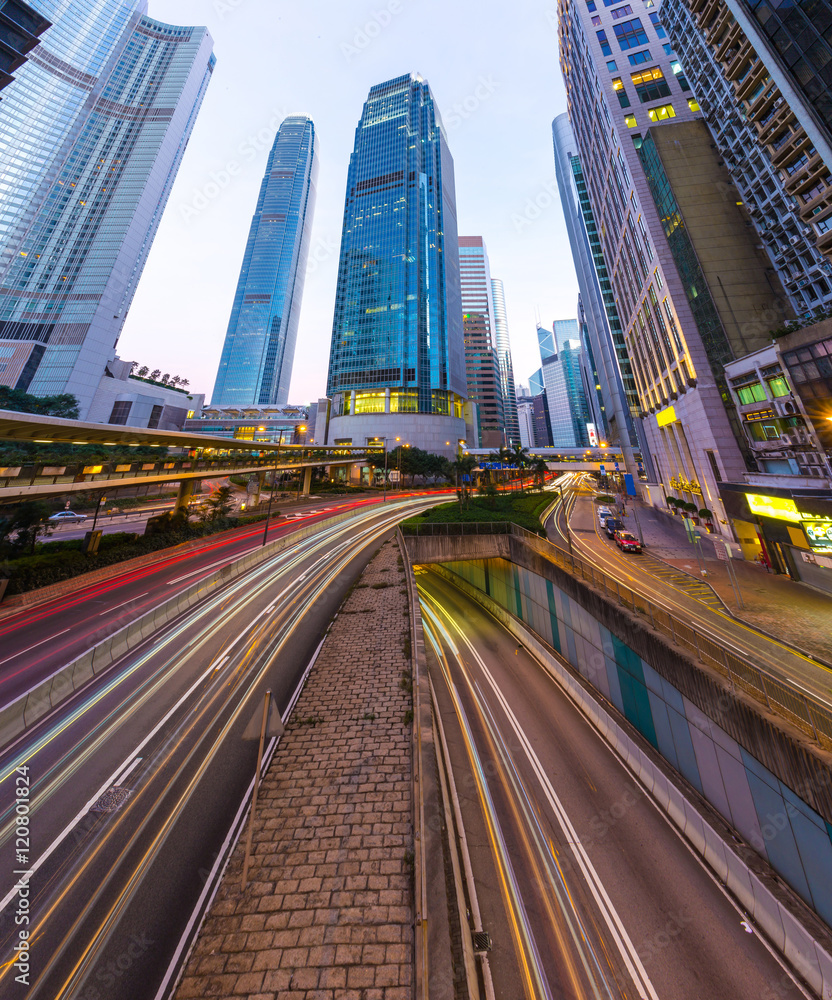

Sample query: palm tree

[532,457,548,490]
[451,455,477,509]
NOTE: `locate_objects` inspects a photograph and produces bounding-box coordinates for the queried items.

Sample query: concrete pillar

[385,387,391,414]
[175,479,195,513]
[350,389,357,415]
[301,466,313,496]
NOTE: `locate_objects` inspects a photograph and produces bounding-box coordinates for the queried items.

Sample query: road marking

[165,558,232,585]
[113,757,143,787]
[0,629,71,666]
[99,593,148,615]
[209,655,229,673]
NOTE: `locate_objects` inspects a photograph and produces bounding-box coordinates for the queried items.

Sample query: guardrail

[402,520,832,750]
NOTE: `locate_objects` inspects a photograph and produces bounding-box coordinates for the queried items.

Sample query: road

[547,476,832,706]
[419,568,809,1000]
[0,493,441,707]
[0,494,437,1000]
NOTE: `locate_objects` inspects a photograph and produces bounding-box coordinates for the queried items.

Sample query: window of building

[816,214,832,234]
[592,14,601,25]
[648,11,667,37]
[687,97,700,112]
[648,103,676,121]
[766,375,791,397]
[735,382,767,404]
[612,77,631,107]
[663,42,673,54]
[587,0,597,8]
[624,113,638,127]
[147,405,164,429]
[611,4,633,17]
[597,29,612,56]
[628,48,652,65]
[669,59,690,90]
[607,59,618,71]
[631,65,671,102]
[109,401,132,425]
[613,17,649,50]
[785,151,810,175]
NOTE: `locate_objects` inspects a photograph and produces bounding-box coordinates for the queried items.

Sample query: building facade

[558,0,793,531]
[538,319,593,448]
[185,403,311,445]
[661,0,832,318]
[0,1,50,92]
[84,356,204,431]
[211,116,318,407]
[490,277,521,446]
[0,2,214,419]
[324,74,468,458]
[459,236,504,448]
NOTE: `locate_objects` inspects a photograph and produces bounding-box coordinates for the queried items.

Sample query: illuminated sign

[656,406,676,427]
[804,521,832,551]
[587,423,598,446]
[745,494,802,522]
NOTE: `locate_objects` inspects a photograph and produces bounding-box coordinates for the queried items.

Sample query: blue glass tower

[211,116,318,406]
[0,1,215,419]
[324,74,468,457]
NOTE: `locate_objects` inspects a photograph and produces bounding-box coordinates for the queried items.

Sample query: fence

[401,520,832,750]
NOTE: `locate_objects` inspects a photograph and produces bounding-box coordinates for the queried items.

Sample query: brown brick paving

[174,540,415,1000]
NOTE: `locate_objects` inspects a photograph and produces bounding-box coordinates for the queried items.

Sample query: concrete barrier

[0,507,372,751]
[427,562,832,997]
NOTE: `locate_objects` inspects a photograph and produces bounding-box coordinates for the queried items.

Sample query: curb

[429,563,832,1000]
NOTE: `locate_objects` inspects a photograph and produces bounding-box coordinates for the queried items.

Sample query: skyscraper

[459,236,504,448]
[538,320,593,448]
[558,0,791,529]
[0,1,50,92]
[0,2,214,419]
[490,278,521,446]
[211,116,318,406]
[324,73,469,458]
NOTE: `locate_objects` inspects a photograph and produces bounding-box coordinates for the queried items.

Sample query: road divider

[0,507,380,751]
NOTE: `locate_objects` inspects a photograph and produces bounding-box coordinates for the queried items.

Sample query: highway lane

[546,478,832,706]
[0,496,435,1000]
[418,568,809,1000]
[0,492,443,707]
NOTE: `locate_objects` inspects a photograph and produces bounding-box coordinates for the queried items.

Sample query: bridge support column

[301,466,313,496]
[175,479,195,514]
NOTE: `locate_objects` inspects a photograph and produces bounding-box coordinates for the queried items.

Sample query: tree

[149,370,161,381]
[171,376,181,387]
[200,485,234,525]
[0,386,80,420]
[137,366,149,378]
[450,454,477,509]
[0,501,55,555]
[532,457,548,490]
[180,379,190,389]
[161,373,170,384]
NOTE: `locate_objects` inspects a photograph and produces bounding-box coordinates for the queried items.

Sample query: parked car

[48,510,87,523]
[604,517,624,538]
[596,506,612,524]
[614,529,642,553]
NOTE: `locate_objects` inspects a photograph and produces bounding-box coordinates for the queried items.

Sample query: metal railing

[402,520,832,750]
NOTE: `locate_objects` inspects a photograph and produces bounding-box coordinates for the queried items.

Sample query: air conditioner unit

[797,278,810,287]
[773,397,798,417]
[802,227,813,237]
[780,433,794,445]
[789,235,801,245]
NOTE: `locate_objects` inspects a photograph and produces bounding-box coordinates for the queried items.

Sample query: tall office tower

[577,294,607,442]
[538,320,593,448]
[0,1,214,419]
[459,237,504,448]
[0,1,50,92]
[661,0,832,317]
[516,396,536,448]
[325,74,468,458]
[553,112,652,479]
[558,0,792,528]
[212,117,318,406]
[490,277,521,446]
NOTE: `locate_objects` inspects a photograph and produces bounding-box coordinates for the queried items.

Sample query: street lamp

[558,476,575,569]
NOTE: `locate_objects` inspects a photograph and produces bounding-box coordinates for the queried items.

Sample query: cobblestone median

[174,539,415,1000]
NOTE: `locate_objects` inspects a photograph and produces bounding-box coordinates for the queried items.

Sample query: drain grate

[90,787,131,814]
[472,930,492,953]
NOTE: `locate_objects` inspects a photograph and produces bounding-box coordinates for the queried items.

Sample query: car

[614,529,642,553]
[48,510,88,523]
[604,517,624,538]
[596,506,613,524]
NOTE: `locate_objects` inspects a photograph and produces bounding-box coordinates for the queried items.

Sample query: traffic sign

[713,539,732,562]
[599,465,605,473]
[614,462,620,471]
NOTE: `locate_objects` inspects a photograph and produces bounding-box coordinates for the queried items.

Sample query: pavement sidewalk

[626,500,832,665]
[173,539,415,1000]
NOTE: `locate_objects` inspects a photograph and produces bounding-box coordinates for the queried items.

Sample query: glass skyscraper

[0,1,214,418]
[490,277,521,447]
[537,320,592,449]
[0,2,51,92]
[211,116,318,406]
[324,73,469,457]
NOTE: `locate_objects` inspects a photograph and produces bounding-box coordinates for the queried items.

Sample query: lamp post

[262,466,277,547]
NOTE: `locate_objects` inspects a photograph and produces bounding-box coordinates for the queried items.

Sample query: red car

[614,529,642,553]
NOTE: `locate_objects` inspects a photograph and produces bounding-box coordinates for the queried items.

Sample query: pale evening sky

[119,0,578,404]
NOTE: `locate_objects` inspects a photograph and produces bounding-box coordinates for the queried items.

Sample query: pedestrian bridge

[464,447,628,472]
[0,410,381,503]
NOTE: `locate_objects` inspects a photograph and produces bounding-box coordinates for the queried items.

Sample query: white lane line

[165,558,231,586]
[0,629,71,666]
[100,594,148,615]
[209,655,229,673]
[113,757,143,787]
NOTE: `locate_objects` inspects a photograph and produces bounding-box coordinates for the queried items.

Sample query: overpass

[0,410,383,504]
[464,446,629,472]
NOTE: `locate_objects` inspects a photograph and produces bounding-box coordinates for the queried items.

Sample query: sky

[119,0,578,405]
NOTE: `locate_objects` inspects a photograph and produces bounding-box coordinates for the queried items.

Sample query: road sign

[599,465,605,473]
[462,474,471,482]
[624,473,636,497]
[243,692,284,741]
[684,517,697,543]
[614,462,620,471]
[713,539,732,562]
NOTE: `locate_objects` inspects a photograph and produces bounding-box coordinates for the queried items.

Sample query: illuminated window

[766,376,790,397]
[612,77,631,108]
[624,113,638,127]
[648,103,676,121]
[354,392,386,414]
[687,97,700,112]
[631,65,671,102]
[735,382,767,405]
[611,4,633,18]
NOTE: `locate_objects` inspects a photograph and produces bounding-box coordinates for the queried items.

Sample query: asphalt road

[419,568,809,1000]
[0,493,440,707]
[0,495,437,1000]
[547,477,832,707]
